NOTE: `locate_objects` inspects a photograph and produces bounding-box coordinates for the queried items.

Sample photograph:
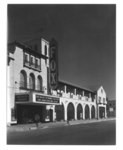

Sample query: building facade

[7,38,107,125]
[107,100,116,118]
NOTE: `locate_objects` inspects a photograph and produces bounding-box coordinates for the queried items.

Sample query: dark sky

[8,4,116,100]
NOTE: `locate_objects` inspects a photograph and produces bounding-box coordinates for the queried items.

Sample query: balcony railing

[52,90,96,102]
[97,99,107,105]
[24,59,41,71]
[35,64,41,70]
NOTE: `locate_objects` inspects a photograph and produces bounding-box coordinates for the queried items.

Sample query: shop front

[99,107,105,118]
[55,103,64,121]
[16,104,46,124]
[15,93,60,124]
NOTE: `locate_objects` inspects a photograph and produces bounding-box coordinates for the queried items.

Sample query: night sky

[8,4,116,100]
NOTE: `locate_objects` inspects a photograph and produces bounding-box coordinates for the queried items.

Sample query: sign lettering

[15,94,29,102]
[50,60,56,71]
[36,95,59,104]
[50,39,58,90]
[51,73,56,84]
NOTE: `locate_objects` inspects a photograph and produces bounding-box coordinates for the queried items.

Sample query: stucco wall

[7,43,49,124]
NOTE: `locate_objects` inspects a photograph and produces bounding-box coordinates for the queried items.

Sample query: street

[7,120,116,145]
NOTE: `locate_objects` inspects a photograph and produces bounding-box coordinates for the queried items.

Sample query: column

[83,105,85,119]
[95,105,97,119]
[89,106,91,119]
[52,106,56,122]
[89,93,92,102]
[74,104,77,120]
[64,85,67,93]
[74,88,76,95]
[64,104,67,121]
[97,105,100,119]
[27,72,30,89]
[82,91,85,97]
[105,106,107,118]
[89,93,91,98]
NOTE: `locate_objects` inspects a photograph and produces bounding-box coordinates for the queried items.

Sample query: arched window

[20,70,27,88]
[37,75,43,91]
[29,73,35,90]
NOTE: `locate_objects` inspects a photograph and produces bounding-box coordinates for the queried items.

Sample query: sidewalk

[7,117,115,132]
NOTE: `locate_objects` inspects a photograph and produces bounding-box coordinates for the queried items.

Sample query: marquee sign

[36,95,60,104]
[15,94,29,102]
[49,38,58,90]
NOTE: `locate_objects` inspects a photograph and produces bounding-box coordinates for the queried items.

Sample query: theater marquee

[49,38,58,90]
[36,95,60,104]
[15,94,29,102]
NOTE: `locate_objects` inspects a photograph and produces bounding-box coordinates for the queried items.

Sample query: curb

[7,118,115,132]
[69,118,115,126]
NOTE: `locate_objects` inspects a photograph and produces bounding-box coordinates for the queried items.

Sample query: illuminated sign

[49,38,58,90]
[36,95,60,104]
[15,94,29,102]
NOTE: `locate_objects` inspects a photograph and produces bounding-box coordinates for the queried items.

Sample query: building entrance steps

[7,118,115,132]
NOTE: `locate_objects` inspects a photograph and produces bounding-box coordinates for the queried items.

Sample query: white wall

[60,97,96,121]
[7,41,49,124]
[97,86,107,104]
[97,86,107,118]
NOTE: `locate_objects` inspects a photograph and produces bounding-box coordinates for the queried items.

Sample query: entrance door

[49,109,53,122]
[99,107,105,118]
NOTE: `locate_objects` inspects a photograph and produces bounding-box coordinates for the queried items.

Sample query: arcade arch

[85,104,90,119]
[77,104,83,120]
[67,103,75,121]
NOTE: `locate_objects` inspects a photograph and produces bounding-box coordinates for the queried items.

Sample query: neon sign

[49,39,58,90]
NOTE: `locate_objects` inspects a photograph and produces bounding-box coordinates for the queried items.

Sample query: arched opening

[99,107,105,118]
[55,103,64,121]
[85,105,90,119]
[20,70,27,88]
[91,106,95,119]
[29,73,35,90]
[37,75,43,91]
[67,103,74,121]
[77,104,83,120]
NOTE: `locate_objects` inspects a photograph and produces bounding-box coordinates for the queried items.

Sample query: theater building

[7,38,107,125]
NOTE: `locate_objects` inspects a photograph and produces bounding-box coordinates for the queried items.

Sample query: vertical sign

[49,38,58,90]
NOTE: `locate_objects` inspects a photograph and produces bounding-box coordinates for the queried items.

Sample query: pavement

[7,117,115,132]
